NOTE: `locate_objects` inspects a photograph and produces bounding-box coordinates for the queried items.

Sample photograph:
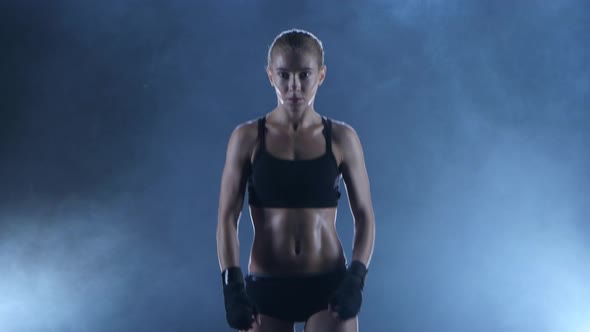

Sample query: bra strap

[258,116,266,149]
[322,116,333,154]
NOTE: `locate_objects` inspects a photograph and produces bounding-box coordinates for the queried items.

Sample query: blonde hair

[267,28,324,68]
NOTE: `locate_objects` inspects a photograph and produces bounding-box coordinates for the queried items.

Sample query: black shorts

[245,265,347,322]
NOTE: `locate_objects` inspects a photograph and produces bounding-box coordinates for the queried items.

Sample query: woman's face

[267,48,326,112]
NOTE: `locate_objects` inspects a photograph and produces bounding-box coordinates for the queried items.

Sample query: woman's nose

[288,74,301,91]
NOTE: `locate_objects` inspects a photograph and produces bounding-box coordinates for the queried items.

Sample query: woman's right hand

[222,267,259,330]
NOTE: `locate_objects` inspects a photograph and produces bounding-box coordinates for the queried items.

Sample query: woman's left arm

[338,123,376,267]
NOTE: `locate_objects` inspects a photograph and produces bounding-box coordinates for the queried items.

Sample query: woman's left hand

[328,261,367,321]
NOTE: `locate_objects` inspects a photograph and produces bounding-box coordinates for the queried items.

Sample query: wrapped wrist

[347,261,368,289]
[221,266,244,286]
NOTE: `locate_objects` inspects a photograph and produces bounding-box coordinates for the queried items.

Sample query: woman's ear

[266,66,274,87]
[319,65,327,85]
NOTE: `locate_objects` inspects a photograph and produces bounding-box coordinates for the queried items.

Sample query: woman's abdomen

[248,207,346,275]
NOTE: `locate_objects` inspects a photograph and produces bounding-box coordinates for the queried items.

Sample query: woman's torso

[246,113,346,275]
[248,207,345,275]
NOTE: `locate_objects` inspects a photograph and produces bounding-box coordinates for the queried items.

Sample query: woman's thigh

[241,313,295,332]
[303,309,358,332]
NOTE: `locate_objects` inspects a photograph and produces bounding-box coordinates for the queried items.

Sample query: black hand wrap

[329,261,368,320]
[221,267,257,330]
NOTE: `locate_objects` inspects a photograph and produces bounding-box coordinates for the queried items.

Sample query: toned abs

[248,206,346,275]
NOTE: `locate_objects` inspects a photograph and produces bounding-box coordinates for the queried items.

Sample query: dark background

[1,1,589,331]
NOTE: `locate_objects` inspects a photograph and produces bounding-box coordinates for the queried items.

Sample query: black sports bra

[247,116,342,208]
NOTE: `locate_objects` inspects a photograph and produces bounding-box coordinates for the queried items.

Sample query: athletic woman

[217,28,375,332]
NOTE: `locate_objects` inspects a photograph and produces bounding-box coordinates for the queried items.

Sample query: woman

[217,28,375,332]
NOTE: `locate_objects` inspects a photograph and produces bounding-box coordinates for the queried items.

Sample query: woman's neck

[270,107,320,132]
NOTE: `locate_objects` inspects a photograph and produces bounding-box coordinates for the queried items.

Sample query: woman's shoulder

[232,117,261,134]
[324,117,358,142]
[228,117,263,148]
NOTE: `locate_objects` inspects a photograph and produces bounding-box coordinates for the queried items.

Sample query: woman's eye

[300,72,311,79]
[278,72,289,79]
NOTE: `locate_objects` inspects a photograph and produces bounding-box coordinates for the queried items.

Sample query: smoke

[1,0,588,331]
[0,200,136,331]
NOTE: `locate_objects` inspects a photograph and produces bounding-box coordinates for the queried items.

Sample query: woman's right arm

[216,124,260,331]
[216,123,253,271]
